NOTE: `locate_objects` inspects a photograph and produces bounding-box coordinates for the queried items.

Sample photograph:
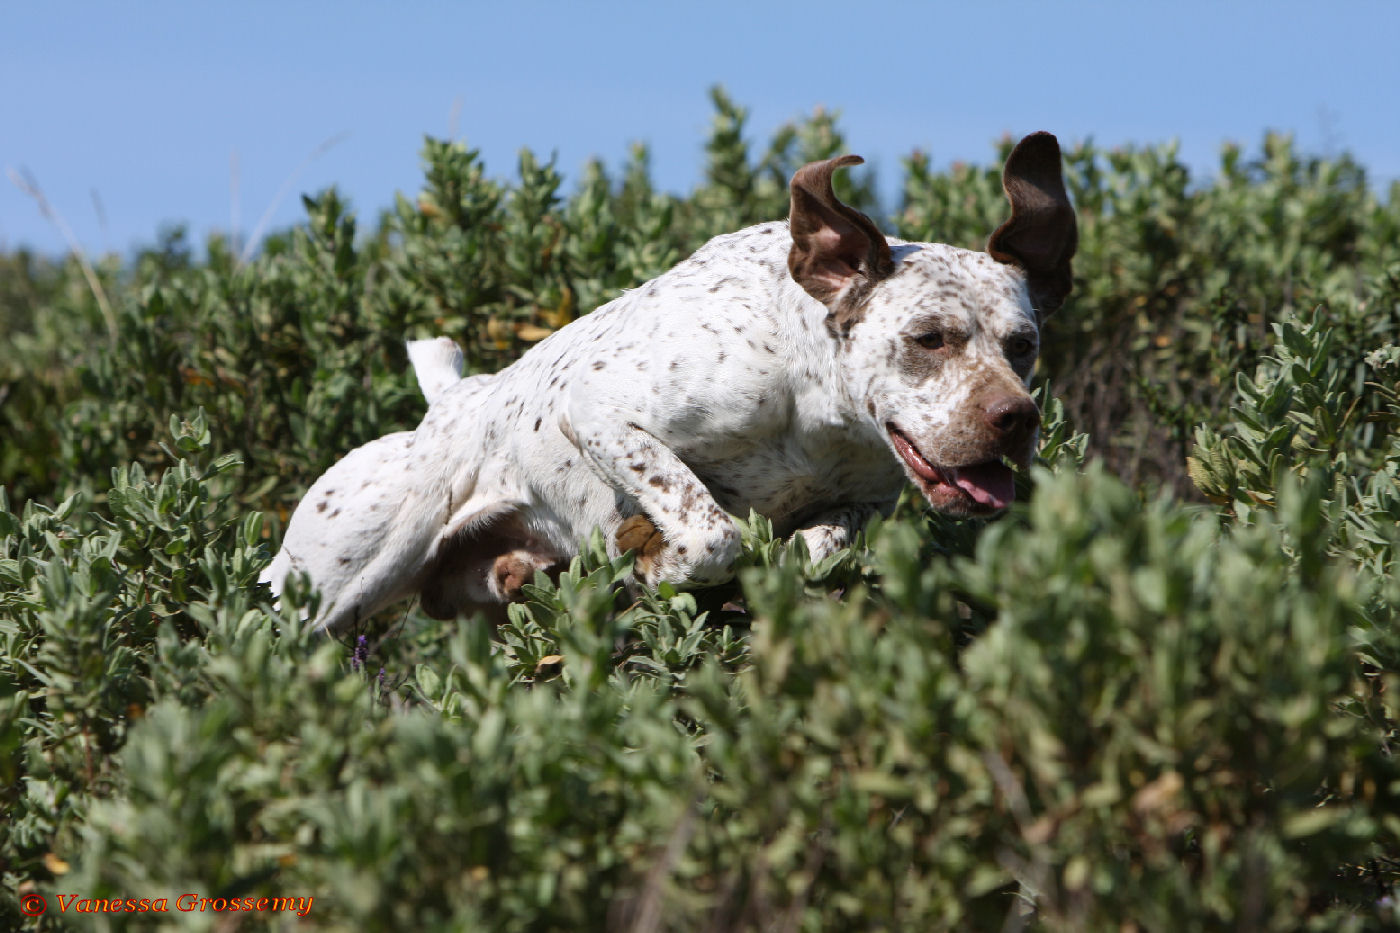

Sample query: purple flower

[351,635,368,672]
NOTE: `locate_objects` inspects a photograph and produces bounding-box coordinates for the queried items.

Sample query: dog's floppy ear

[788,155,894,333]
[988,132,1078,318]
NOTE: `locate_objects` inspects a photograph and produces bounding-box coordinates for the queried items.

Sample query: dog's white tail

[407,337,465,405]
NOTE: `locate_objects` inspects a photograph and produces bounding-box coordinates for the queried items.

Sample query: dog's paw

[615,513,740,589]
[795,523,852,564]
[492,552,540,601]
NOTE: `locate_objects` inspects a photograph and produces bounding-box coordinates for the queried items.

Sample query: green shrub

[2,91,1398,930]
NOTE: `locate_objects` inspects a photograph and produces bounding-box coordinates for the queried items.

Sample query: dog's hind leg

[263,432,422,627]
[263,430,478,631]
[265,342,505,630]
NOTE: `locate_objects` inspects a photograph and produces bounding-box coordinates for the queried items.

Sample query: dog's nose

[985,395,1040,445]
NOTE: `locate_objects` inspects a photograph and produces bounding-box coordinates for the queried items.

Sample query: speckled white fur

[264,144,1073,630]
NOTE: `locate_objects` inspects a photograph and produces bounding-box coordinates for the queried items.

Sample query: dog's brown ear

[788,155,894,332]
[988,132,1078,318]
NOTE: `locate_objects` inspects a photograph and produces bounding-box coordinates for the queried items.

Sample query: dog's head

[787,133,1077,516]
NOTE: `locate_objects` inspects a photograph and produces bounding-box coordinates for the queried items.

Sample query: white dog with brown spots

[263,133,1078,630]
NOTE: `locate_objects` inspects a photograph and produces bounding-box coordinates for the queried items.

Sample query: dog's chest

[678,418,902,529]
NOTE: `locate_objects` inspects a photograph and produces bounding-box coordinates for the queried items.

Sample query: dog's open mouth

[886,424,1016,515]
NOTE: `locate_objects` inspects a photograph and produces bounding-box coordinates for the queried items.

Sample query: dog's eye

[1007,337,1036,356]
[914,331,945,350]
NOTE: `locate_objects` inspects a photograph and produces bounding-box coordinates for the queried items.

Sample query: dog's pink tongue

[952,462,1015,509]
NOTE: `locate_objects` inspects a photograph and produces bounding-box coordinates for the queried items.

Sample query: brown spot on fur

[615,513,665,577]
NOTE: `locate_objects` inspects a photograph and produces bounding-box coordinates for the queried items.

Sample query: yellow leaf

[1283,806,1343,838]
[515,324,554,342]
[1132,771,1183,815]
[546,287,576,329]
[44,852,70,875]
[1064,854,1090,891]
[485,316,513,350]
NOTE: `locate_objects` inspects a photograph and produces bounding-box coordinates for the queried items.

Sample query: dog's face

[787,134,1078,517]
[843,247,1042,516]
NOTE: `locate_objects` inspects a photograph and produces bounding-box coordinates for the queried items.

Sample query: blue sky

[4,2,1398,258]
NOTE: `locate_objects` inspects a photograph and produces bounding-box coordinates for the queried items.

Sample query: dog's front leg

[793,502,891,564]
[566,411,741,589]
